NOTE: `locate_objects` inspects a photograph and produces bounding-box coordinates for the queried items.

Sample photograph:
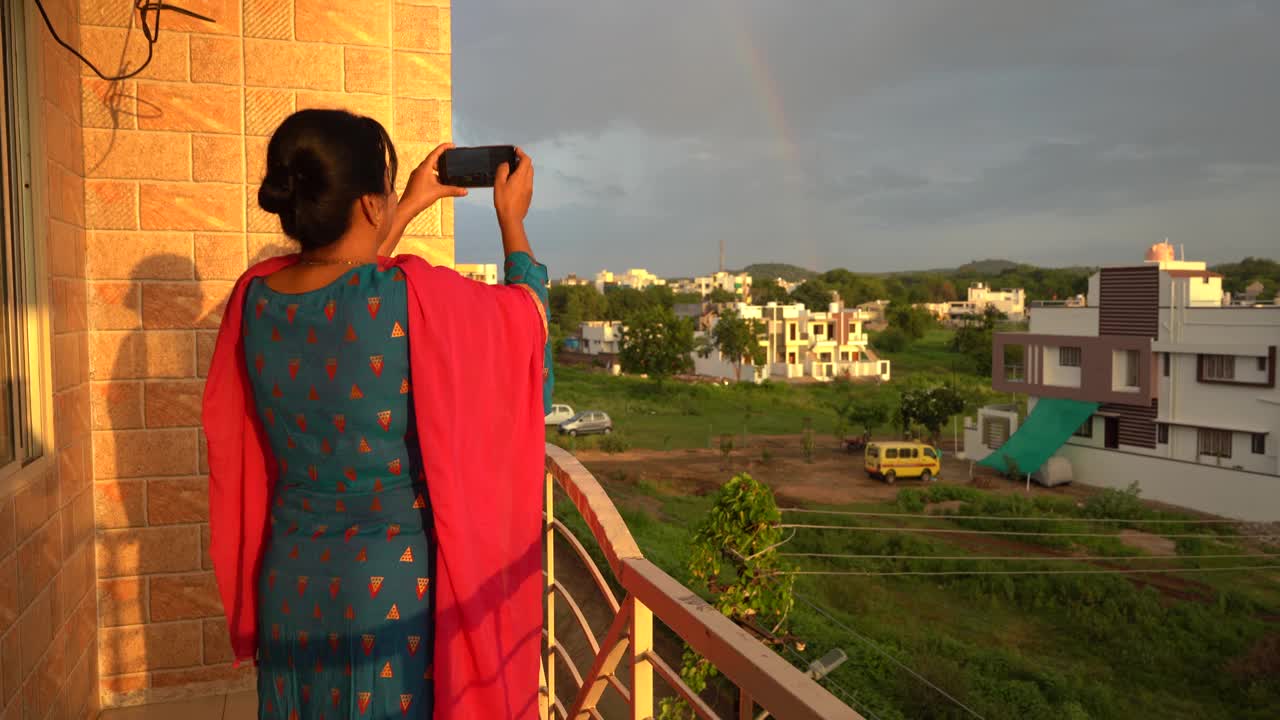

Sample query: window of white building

[1197,428,1232,458]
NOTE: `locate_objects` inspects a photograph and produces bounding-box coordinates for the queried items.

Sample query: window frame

[1197,428,1232,459]
[1252,433,1266,456]
[1124,349,1140,387]
[1073,417,1093,439]
[1162,352,1170,377]
[1058,346,1082,368]
[0,2,52,493]
[1202,354,1235,381]
[1157,423,1168,445]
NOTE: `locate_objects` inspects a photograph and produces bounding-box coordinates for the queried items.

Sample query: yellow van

[864,442,941,484]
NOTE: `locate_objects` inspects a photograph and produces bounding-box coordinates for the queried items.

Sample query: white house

[693,271,753,299]
[579,320,625,355]
[964,242,1280,521]
[455,263,498,285]
[595,268,667,293]
[694,302,891,383]
[556,274,591,287]
[948,282,1027,322]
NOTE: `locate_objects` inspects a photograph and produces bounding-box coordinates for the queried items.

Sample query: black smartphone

[438,146,518,188]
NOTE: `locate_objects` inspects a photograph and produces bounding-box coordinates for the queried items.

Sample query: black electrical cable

[33,0,215,82]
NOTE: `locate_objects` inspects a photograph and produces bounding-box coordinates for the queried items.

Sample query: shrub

[719,434,735,467]
[873,328,910,353]
[600,433,631,454]
[1082,481,1145,520]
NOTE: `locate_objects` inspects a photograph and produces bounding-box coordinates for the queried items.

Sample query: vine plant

[658,474,796,719]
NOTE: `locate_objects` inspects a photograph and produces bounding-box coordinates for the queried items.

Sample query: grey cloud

[451,0,1280,275]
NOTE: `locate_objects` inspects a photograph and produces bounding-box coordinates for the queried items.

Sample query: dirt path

[574,435,1242,603]
[575,434,1091,507]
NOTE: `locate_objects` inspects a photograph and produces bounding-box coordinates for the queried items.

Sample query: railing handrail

[545,444,864,720]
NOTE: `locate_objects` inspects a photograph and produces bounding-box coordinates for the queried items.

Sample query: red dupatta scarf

[202,254,545,719]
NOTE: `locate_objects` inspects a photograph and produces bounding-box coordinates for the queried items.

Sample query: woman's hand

[494,147,533,230]
[399,142,467,216]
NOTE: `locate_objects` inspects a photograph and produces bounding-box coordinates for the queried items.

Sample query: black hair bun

[257,168,295,216]
[256,109,399,250]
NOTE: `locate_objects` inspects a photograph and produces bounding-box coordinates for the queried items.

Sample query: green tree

[886,303,934,340]
[790,278,834,311]
[643,284,676,310]
[549,284,606,330]
[842,397,890,437]
[605,286,651,321]
[872,328,909,353]
[950,306,1006,374]
[712,309,767,382]
[750,280,791,305]
[619,306,694,381]
[660,474,795,720]
[707,287,737,304]
[897,384,966,442]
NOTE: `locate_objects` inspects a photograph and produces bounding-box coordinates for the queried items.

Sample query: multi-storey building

[965,243,1278,520]
[579,321,625,355]
[948,282,1027,322]
[694,302,890,383]
[455,263,499,285]
[594,268,667,293]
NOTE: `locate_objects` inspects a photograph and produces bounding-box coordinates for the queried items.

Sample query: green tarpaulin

[977,398,1100,475]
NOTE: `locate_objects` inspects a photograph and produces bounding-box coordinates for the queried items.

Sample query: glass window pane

[0,9,16,467]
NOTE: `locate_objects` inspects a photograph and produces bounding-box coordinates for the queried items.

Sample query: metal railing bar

[553,581,602,655]
[567,598,634,719]
[553,518,622,613]
[606,673,633,704]
[546,444,644,575]
[645,650,722,720]
[553,642,586,690]
[618,558,863,720]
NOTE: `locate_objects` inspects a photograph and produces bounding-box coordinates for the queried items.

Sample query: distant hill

[740,263,819,282]
[953,259,1023,275]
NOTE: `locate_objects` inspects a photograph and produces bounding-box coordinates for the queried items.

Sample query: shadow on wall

[95,253,248,706]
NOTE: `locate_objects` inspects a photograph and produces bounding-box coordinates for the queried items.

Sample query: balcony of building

[98,446,861,720]
[991,332,1156,407]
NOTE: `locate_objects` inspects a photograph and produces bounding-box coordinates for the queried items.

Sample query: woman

[202,109,552,720]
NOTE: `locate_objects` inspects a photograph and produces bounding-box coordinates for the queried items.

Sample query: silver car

[559,411,613,437]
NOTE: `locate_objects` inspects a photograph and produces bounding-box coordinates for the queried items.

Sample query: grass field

[560,475,1280,720]
[546,365,845,450]
[547,328,1010,451]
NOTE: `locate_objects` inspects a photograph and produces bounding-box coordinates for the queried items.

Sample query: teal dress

[243,254,550,720]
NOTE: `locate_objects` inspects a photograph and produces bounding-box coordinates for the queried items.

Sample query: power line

[779,523,1277,540]
[790,564,1280,577]
[795,594,986,720]
[779,507,1253,525]
[780,552,1280,562]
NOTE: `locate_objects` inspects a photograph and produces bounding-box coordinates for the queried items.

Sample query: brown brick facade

[2,0,453,715]
[0,0,101,719]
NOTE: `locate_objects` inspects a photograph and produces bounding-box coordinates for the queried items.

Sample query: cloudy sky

[449,0,1280,277]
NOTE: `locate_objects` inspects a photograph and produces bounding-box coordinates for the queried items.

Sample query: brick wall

[0,0,101,719]
[76,0,454,708]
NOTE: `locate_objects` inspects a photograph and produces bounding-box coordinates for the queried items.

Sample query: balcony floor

[98,690,256,720]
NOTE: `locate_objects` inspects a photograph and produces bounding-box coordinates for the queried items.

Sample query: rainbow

[718,0,801,170]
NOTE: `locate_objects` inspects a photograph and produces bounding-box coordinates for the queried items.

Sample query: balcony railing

[1003,364,1025,382]
[543,445,860,720]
